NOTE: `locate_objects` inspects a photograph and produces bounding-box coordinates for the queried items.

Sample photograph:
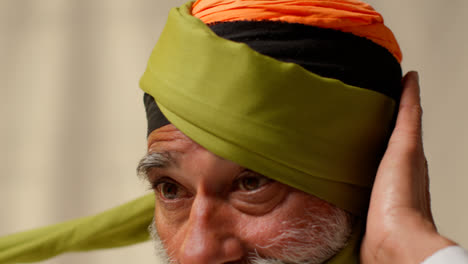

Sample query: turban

[0,1,402,263]
[140,0,402,263]
[142,0,402,216]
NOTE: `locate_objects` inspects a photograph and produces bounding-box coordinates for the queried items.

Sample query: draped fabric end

[0,194,155,263]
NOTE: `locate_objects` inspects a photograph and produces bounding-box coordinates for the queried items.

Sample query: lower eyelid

[230,192,285,216]
[233,182,278,202]
[155,200,193,221]
[155,193,193,211]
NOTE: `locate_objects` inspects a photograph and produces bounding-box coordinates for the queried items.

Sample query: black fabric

[145,20,403,136]
[144,93,170,136]
[209,21,403,101]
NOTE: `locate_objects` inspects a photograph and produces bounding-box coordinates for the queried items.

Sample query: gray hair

[137,151,174,180]
[252,206,353,264]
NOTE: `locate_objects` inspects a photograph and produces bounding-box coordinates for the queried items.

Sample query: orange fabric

[192,0,402,63]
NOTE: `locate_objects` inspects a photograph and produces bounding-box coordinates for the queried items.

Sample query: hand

[361,71,456,264]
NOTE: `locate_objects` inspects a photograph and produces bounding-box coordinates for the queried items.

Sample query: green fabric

[140,1,396,216]
[0,194,155,263]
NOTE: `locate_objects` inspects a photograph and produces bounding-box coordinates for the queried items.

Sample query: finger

[373,71,426,209]
[390,72,433,217]
[388,71,423,149]
[400,71,421,110]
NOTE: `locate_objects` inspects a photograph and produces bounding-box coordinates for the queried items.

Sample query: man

[136,0,465,263]
[0,0,466,263]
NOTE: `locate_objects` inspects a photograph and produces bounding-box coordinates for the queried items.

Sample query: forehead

[147,124,202,154]
[145,125,249,191]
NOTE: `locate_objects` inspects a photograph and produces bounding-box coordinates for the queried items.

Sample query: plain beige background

[0,0,466,263]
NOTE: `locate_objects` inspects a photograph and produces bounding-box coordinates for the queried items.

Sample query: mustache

[147,204,353,264]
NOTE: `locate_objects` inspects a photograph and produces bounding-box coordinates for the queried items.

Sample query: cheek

[236,213,287,247]
[237,191,336,251]
[154,207,181,252]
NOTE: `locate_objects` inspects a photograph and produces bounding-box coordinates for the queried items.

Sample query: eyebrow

[136,151,177,181]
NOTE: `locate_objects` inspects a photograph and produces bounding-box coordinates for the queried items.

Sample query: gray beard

[148,204,353,264]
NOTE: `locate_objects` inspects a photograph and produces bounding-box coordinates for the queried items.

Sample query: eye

[155,180,189,200]
[236,173,271,191]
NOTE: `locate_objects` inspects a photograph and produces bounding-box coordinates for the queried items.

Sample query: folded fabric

[0,194,154,263]
[192,0,402,62]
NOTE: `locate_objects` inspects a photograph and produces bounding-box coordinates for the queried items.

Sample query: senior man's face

[138,125,353,264]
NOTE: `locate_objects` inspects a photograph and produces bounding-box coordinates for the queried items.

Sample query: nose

[178,195,244,264]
